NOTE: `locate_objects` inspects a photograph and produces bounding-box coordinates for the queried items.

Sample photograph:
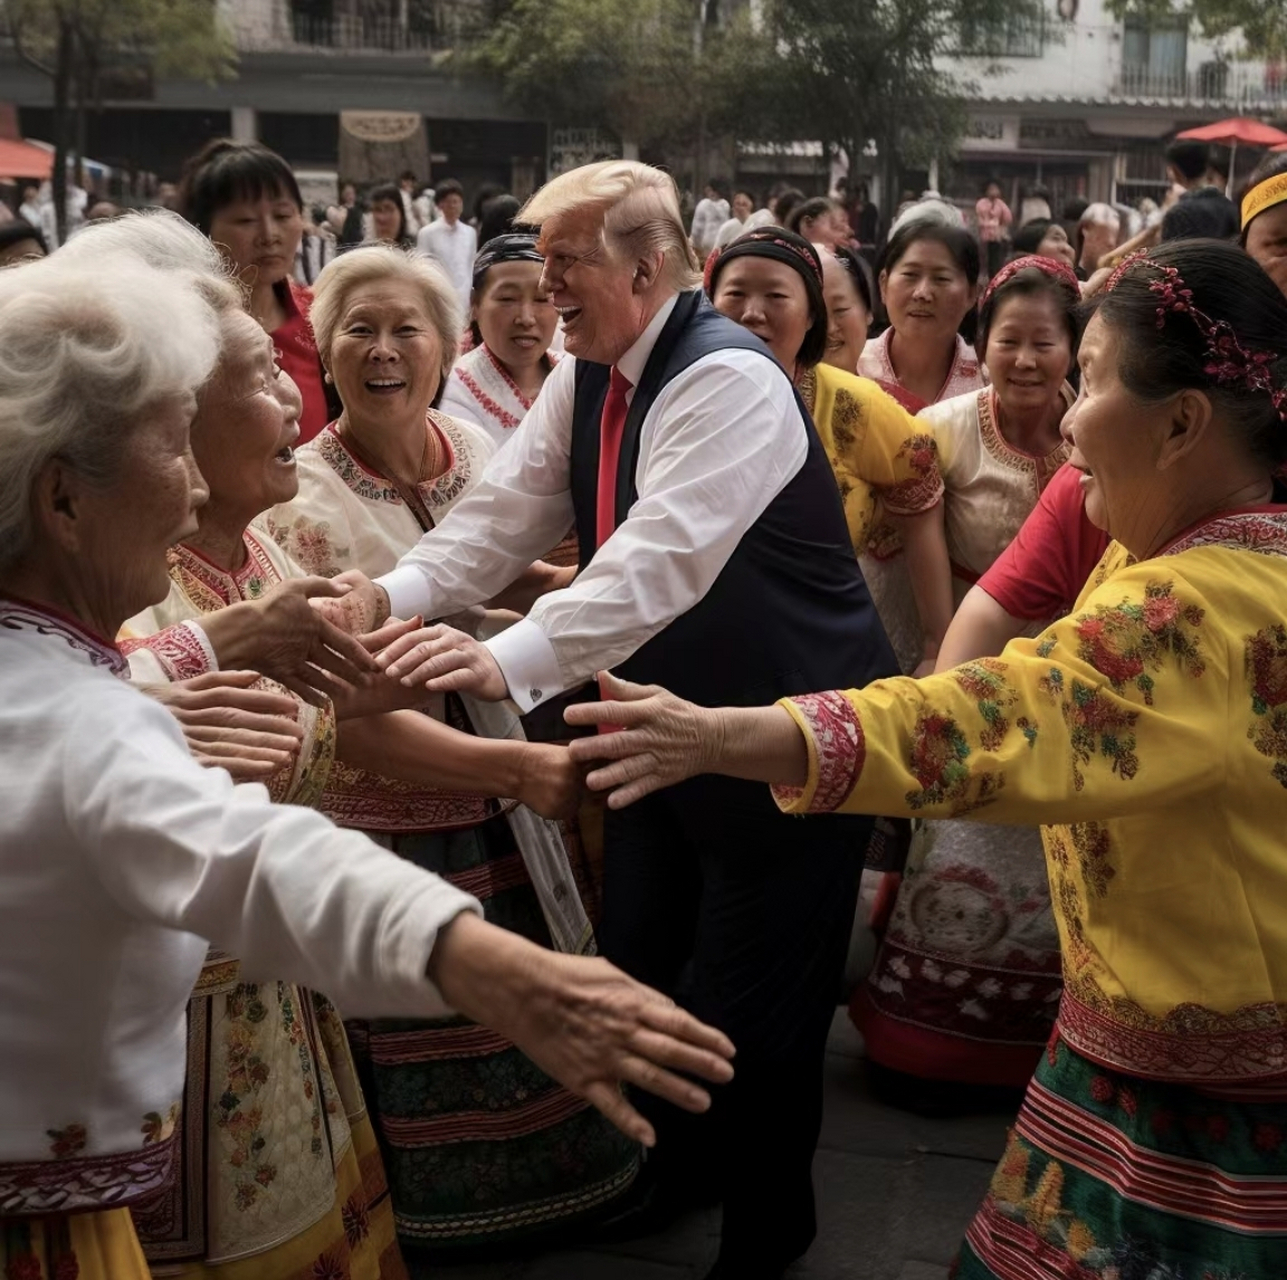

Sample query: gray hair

[889,197,965,237]
[310,244,461,395]
[55,208,244,314]
[0,256,221,572]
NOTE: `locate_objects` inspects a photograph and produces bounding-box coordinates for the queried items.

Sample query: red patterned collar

[1160,504,1287,559]
[0,595,127,676]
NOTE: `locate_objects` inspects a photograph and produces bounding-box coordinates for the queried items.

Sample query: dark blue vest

[569,290,897,708]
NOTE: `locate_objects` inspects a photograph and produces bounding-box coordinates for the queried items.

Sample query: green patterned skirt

[347,812,640,1253]
[955,1029,1287,1279]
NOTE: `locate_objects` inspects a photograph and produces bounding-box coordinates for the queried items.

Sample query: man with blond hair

[332,160,896,1278]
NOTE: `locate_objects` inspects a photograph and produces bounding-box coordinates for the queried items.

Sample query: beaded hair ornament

[1105,250,1287,423]
[980,253,1080,307]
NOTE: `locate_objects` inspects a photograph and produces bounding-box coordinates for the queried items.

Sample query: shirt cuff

[377,564,434,622]
[485,618,565,713]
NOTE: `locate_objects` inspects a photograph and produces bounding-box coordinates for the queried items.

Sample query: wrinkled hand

[142,671,304,782]
[429,914,735,1147]
[376,623,509,701]
[211,577,381,706]
[311,570,390,637]
[514,742,584,821]
[565,673,724,808]
[311,616,441,719]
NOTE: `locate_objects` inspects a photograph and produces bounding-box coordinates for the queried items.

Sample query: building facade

[934,0,1285,215]
[1,0,546,203]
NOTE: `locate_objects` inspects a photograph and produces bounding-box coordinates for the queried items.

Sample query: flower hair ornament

[980,253,1080,307]
[1106,251,1287,423]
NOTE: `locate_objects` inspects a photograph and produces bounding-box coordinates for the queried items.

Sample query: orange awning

[0,138,55,181]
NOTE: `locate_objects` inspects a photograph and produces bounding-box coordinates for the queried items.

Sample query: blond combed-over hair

[0,255,221,573]
[309,244,461,396]
[520,161,700,292]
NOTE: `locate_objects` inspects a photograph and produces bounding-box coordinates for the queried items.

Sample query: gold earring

[324,371,333,384]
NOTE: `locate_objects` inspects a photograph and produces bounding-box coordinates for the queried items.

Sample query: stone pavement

[417,1011,1016,1280]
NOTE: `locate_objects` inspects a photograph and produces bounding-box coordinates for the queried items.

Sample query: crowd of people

[1,131,1287,1280]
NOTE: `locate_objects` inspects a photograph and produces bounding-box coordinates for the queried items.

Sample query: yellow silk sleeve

[774,558,1226,824]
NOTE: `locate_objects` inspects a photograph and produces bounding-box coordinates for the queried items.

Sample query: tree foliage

[2,0,236,237]
[1102,0,1287,60]
[754,0,1049,187]
[466,0,774,161]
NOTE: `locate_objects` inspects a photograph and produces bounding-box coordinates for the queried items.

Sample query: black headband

[472,232,543,291]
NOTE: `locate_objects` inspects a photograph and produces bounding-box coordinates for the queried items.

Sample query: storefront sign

[960,115,1020,152]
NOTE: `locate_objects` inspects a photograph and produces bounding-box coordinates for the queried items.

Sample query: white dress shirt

[415,217,478,309]
[377,291,810,711]
[0,601,479,1188]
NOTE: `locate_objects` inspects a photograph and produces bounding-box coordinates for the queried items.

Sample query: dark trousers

[600,771,868,1274]
[985,238,1006,280]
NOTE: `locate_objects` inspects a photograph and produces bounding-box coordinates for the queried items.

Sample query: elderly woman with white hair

[1076,201,1121,280]
[0,252,734,1280]
[265,244,645,1253]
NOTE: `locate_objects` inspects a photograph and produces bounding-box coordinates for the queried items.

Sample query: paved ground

[418,1012,1016,1280]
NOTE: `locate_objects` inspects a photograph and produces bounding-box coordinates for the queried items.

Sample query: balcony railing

[285,12,436,52]
[1114,61,1287,106]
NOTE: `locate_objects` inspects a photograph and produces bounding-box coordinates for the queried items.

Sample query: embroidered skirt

[853,819,1063,1089]
[350,813,640,1252]
[955,1031,1287,1278]
[1,1208,151,1280]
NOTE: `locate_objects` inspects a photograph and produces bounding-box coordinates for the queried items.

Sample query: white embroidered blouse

[0,599,480,1213]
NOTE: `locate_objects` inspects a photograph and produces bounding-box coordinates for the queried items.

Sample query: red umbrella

[1176,118,1287,194]
[0,137,54,181]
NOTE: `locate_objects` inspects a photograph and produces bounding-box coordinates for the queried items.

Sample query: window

[956,10,1046,58]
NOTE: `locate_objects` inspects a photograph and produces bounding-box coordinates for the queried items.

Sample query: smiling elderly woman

[0,254,733,1280]
[569,239,1287,1279]
[265,244,645,1252]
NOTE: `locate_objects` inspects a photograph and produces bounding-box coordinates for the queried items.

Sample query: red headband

[980,254,1080,308]
[1106,252,1287,423]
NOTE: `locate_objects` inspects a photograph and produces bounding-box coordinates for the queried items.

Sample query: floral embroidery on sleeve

[47,1124,87,1159]
[1071,581,1205,704]
[1052,679,1140,790]
[904,711,1005,815]
[773,690,865,813]
[267,515,346,580]
[884,431,945,517]
[1246,623,1287,788]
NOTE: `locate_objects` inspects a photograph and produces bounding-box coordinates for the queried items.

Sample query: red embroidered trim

[1162,510,1287,560]
[442,850,531,903]
[366,1022,512,1065]
[0,1131,177,1214]
[1058,989,1287,1082]
[781,691,865,813]
[977,387,1071,491]
[1019,1076,1287,1231]
[321,766,492,833]
[119,621,213,681]
[380,1086,589,1146]
[0,600,126,676]
[458,363,523,432]
[965,1195,1101,1280]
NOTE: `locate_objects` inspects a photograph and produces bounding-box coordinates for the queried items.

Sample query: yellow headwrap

[1241,172,1287,231]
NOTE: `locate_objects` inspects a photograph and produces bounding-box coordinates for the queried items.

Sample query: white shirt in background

[416,218,478,310]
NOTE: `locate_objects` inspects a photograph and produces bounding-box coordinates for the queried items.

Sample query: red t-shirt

[272,281,329,445]
[976,463,1111,621]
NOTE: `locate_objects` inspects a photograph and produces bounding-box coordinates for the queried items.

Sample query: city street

[424,1012,1013,1280]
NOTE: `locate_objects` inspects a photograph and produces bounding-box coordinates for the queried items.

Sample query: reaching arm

[383,351,810,710]
[934,584,1029,671]
[569,561,1225,826]
[892,503,954,671]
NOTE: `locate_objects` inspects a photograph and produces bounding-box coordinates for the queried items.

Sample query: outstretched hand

[375,623,509,702]
[428,913,735,1147]
[565,673,724,807]
[311,570,391,637]
[143,671,304,782]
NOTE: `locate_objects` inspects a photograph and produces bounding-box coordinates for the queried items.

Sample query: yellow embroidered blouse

[774,509,1287,1084]
[800,362,944,554]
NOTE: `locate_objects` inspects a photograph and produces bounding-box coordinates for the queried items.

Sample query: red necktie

[594,367,632,728]
[595,367,633,549]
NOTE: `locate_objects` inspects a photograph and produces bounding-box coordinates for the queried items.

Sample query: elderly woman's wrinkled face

[821,254,870,374]
[713,257,813,370]
[538,208,645,365]
[208,190,304,288]
[1062,313,1164,541]
[327,278,444,429]
[69,394,207,614]
[192,310,303,519]
[474,260,557,374]
[1246,203,1287,302]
